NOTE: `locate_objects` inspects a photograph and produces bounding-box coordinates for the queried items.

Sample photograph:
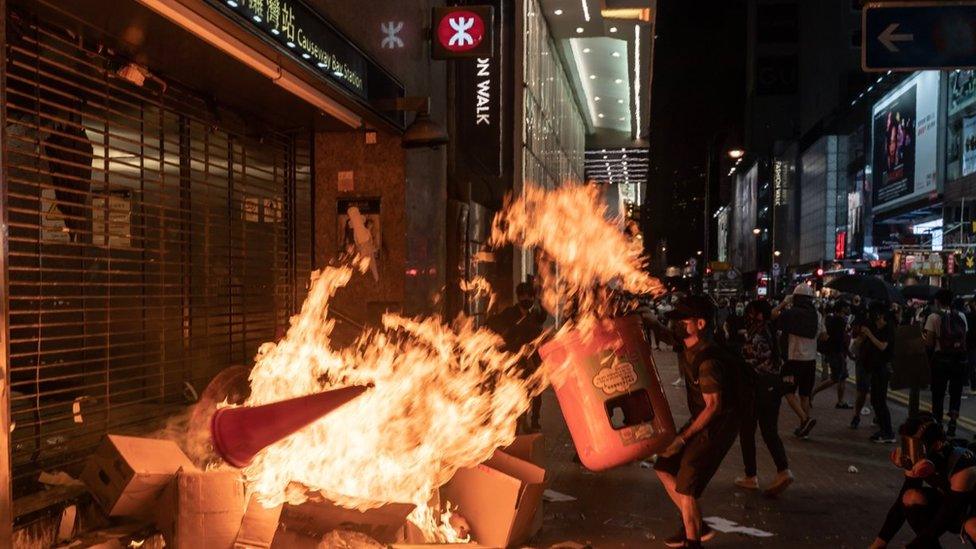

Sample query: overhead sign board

[432,6,494,59]
[206,0,405,125]
[863,1,976,71]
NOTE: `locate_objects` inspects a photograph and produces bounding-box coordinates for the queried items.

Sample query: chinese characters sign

[431,6,493,59]
[213,0,368,96]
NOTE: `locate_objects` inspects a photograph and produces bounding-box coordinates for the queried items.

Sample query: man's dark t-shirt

[824,313,847,354]
[679,340,730,419]
[862,323,894,372]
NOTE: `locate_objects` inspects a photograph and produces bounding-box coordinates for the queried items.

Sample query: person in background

[870,414,976,548]
[861,302,896,443]
[812,302,852,409]
[772,283,824,439]
[485,282,547,432]
[735,300,793,496]
[890,302,930,418]
[966,299,976,396]
[924,289,969,437]
[651,295,740,549]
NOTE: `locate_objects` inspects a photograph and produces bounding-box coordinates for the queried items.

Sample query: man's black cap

[668,294,715,322]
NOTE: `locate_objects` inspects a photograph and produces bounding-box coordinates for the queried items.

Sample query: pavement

[531,349,965,548]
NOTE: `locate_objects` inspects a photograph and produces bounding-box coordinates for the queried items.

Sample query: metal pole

[0,0,14,540]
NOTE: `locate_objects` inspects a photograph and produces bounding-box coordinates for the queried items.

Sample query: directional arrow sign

[863,1,976,71]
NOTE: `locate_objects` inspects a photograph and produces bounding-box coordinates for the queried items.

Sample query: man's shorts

[783,359,817,397]
[826,352,849,382]
[654,415,739,498]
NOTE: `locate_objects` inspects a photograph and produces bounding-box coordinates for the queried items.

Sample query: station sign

[863,1,976,71]
[431,6,494,59]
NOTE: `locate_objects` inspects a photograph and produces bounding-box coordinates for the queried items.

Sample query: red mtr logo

[437,10,485,52]
[431,6,494,59]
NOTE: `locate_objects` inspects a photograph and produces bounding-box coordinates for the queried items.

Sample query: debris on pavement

[639,459,654,468]
[542,489,577,503]
[848,465,859,474]
[703,516,774,538]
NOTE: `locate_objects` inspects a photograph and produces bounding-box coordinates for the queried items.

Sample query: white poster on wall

[964,115,976,177]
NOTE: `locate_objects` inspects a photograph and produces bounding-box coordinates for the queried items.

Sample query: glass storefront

[522,0,586,191]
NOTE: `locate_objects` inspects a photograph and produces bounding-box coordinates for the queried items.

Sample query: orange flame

[238,183,661,541]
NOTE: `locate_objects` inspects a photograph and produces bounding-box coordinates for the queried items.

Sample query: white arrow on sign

[879,23,914,52]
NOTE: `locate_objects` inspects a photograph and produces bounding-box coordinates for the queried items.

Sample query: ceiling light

[598,113,605,118]
[614,78,623,84]
[612,51,621,57]
[589,74,597,79]
[581,0,591,21]
[554,9,563,15]
[609,26,618,33]
[617,99,624,104]
[594,96,601,101]
[619,117,625,121]
[602,155,607,159]
[622,154,627,158]
[583,47,591,53]
[576,27,584,33]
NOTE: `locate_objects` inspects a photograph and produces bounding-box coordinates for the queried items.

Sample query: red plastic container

[540,315,676,471]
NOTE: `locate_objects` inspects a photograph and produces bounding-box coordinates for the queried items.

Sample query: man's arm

[679,391,720,441]
[771,296,790,321]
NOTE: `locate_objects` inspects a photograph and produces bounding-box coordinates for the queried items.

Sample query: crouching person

[653,295,740,548]
[871,413,976,548]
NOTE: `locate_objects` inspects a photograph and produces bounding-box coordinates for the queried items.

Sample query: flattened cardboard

[156,469,247,549]
[390,545,498,548]
[80,434,197,517]
[441,450,545,548]
[234,495,283,548]
[282,499,415,544]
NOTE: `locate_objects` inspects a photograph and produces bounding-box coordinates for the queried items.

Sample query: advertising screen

[871,71,940,214]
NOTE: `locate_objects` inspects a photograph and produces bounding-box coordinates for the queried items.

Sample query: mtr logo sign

[431,6,493,59]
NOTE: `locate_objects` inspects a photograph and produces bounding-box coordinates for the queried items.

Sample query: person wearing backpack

[772,283,824,439]
[924,289,970,437]
[734,300,794,496]
[653,294,740,549]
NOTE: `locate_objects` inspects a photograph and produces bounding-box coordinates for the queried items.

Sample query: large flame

[238,183,662,541]
[490,183,664,329]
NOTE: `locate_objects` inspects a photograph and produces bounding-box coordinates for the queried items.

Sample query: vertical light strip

[570,38,599,127]
[581,0,591,21]
[633,24,641,138]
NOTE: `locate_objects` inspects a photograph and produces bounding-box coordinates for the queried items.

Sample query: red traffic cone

[211,385,369,468]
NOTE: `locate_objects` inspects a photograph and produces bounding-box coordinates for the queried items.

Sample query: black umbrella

[826,274,905,303]
[900,284,941,301]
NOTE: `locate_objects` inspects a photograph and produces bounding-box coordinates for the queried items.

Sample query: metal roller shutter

[3,8,312,498]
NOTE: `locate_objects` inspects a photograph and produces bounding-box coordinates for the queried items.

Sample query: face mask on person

[735,305,745,316]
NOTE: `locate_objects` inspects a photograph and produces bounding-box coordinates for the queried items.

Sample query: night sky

[646,0,747,267]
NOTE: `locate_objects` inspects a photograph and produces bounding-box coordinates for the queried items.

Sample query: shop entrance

[4,7,312,499]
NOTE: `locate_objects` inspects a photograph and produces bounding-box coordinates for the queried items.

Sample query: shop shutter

[3,10,312,498]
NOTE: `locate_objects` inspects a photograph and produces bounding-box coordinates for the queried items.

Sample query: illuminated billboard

[870,71,941,214]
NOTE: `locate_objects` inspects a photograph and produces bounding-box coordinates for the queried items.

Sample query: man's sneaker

[861,406,872,415]
[763,469,794,497]
[663,523,715,547]
[850,415,860,429]
[798,418,817,438]
[734,476,759,490]
[870,432,896,443]
[948,419,958,438]
[835,402,853,409]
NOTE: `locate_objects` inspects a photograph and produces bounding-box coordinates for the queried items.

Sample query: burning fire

[234,183,662,541]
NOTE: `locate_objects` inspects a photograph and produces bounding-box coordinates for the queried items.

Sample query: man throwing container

[653,295,740,549]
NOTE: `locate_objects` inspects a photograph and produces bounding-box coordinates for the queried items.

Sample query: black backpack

[939,311,967,354]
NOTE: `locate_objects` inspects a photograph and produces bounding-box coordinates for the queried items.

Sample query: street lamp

[727,149,745,160]
[752,227,762,235]
[696,250,703,255]
[774,250,782,257]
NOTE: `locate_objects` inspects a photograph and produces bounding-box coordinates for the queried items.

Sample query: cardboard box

[156,469,248,549]
[390,545,498,548]
[80,434,198,517]
[441,450,545,548]
[282,499,415,544]
[234,495,283,548]
[502,433,545,468]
